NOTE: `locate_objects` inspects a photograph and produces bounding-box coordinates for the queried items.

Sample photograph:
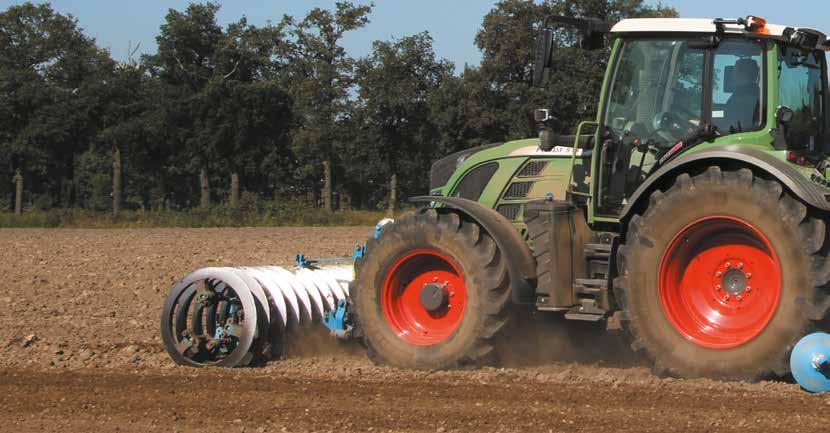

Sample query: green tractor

[351,15,830,380]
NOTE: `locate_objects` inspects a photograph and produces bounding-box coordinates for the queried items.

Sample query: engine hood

[429,143,503,190]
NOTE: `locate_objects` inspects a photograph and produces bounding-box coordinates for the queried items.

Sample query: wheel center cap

[722,269,747,296]
[419,283,448,312]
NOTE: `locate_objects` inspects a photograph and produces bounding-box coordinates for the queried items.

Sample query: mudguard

[410,196,537,304]
[621,145,830,224]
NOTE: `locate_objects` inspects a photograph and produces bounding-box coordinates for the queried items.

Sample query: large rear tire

[615,167,830,380]
[351,209,510,369]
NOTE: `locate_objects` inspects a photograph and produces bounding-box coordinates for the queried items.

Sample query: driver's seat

[724,58,761,132]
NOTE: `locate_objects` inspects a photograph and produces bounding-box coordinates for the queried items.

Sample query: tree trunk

[322,159,333,212]
[230,172,240,208]
[112,145,122,216]
[13,170,23,216]
[388,174,397,217]
[199,167,210,208]
[342,191,352,211]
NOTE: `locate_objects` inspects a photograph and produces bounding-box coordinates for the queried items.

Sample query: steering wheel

[652,111,697,142]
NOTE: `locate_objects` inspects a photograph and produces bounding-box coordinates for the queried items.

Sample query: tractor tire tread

[615,167,829,380]
[352,209,510,369]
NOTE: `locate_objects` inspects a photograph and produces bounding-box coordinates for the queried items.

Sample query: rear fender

[620,146,830,231]
[410,196,537,304]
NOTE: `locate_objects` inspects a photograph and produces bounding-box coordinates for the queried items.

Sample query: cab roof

[611,18,829,50]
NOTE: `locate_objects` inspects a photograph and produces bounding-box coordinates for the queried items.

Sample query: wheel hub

[722,268,748,296]
[419,282,448,312]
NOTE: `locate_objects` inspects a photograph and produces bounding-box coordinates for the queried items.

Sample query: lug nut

[726,262,732,268]
[745,286,752,293]
[723,295,730,301]
[746,273,752,279]
[738,263,744,269]
[737,295,743,302]
[716,271,722,277]
[716,285,722,291]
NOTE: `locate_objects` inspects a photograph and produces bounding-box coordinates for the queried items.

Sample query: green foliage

[0,2,115,208]
[74,148,111,211]
[285,2,373,197]
[0,0,679,224]
[352,32,455,201]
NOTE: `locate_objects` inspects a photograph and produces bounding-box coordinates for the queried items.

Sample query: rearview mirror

[776,106,794,124]
[533,27,554,87]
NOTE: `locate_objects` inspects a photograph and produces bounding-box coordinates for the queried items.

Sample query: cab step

[565,299,606,321]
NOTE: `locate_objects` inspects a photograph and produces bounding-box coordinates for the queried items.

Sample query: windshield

[605,39,705,145]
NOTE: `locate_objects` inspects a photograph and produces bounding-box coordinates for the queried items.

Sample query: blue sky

[0,1,827,67]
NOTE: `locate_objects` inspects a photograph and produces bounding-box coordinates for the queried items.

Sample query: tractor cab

[534,16,830,220]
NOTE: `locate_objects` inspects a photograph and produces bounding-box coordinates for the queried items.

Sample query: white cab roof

[611,18,789,37]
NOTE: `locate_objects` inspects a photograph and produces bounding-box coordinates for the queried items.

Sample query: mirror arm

[772,128,788,151]
[773,106,794,151]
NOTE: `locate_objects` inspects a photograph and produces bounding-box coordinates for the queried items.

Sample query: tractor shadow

[496,313,648,369]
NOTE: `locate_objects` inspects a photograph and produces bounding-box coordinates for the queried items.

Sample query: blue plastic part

[322,299,353,339]
[353,244,365,261]
[295,253,310,269]
[791,332,830,393]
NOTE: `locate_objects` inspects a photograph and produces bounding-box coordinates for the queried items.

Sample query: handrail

[566,121,599,199]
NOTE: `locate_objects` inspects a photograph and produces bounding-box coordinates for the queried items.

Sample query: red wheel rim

[658,216,781,349]
[381,249,468,346]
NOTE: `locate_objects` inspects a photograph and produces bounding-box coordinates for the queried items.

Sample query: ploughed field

[1,228,829,433]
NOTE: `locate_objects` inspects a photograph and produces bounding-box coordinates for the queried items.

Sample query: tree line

[0,1,676,216]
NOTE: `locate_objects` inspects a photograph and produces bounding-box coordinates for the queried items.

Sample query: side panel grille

[451,162,499,202]
[503,182,533,199]
[497,204,522,221]
[518,161,548,177]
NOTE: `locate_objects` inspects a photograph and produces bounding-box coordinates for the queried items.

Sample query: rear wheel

[352,210,510,369]
[615,167,830,380]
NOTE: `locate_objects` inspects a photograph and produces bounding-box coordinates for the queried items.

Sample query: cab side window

[711,39,765,134]
[779,47,823,151]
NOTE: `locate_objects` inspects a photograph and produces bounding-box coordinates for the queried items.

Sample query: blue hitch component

[791,332,830,393]
[295,253,311,269]
[296,219,391,269]
[295,252,354,269]
[323,299,353,339]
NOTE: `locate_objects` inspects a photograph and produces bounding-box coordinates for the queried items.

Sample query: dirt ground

[1,228,829,433]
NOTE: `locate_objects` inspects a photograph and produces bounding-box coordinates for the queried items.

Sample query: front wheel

[351,210,510,369]
[615,167,830,380]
